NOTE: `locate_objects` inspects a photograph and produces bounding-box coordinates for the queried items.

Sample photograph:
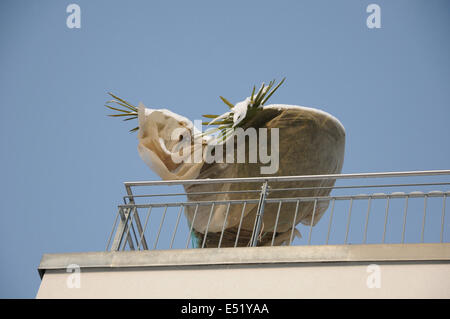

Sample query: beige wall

[37,262,450,299]
[36,244,450,299]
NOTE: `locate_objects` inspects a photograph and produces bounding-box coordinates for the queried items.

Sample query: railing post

[125,185,149,250]
[109,207,124,251]
[250,180,269,247]
[110,207,135,251]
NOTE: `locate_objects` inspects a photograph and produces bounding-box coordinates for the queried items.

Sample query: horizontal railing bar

[263,191,450,202]
[117,190,450,209]
[124,170,450,187]
[118,199,260,208]
[123,189,261,199]
[123,182,450,200]
[268,182,450,193]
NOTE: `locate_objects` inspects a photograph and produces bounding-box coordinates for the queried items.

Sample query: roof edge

[37,243,450,279]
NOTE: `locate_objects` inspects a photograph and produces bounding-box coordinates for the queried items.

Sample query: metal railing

[106,170,450,251]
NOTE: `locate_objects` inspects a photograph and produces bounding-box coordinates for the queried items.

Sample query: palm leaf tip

[105,92,139,133]
[219,96,234,109]
[202,114,220,119]
[261,77,286,106]
[201,77,286,132]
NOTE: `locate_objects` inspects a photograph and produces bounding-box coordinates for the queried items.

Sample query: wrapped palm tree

[106,79,345,247]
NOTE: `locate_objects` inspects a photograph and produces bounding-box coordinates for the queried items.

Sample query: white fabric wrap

[137,103,205,180]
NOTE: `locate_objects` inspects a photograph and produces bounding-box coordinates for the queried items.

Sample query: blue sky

[0,0,449,298]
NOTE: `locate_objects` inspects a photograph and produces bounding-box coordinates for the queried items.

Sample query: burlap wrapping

[137,104,345,247]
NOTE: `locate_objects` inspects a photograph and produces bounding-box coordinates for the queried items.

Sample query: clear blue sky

[0,0,449,298]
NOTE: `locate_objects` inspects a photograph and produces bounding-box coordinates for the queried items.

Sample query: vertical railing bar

[153,205,168,250]
[110,207,128,251]
[344,198,353,244]
[137,206,152,250]
[289,200,301,246]
[271,201,283,246]
[130,220,139,249]
[234,202,247,248]
[106,209,120,251]
[170,205,184,249]
[120,208,134,251]
[125,184,148,250]
[249,206,260,248]
[363,197,372,244]
[250,181,269,247]
[326,199,336,245]
[441,195,447,243]
[308,199,318,245]
[128,208,140,247]
[382,196,390,244]
[185,204,199,249]
[201,203,215,248]
[120,215,130,251]
[421,195,428,243]
[124,207,136,251]
[401,197,409,244]
[121,207,136,251]
[218,203,231,248]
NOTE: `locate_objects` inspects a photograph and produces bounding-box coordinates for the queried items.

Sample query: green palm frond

[250,85,256,103]
[261,77,286,106]
[106,78,286,137]
[219,96,235,109]
[202,114,220,119]
[202,77,286,139]
[105,92,139,132]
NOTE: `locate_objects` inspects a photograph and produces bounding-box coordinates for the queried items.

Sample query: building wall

[36,244,450,298]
